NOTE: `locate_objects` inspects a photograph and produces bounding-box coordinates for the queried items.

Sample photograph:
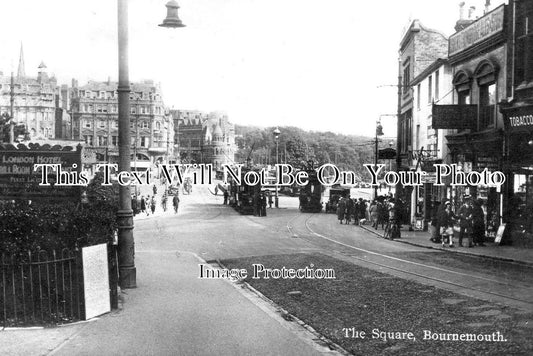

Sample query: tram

[298,164,323,213]
[228,166,262,215]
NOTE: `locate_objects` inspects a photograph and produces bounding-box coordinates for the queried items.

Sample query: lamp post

[374,120,384,199]
[273,127,280,208]
[116,0,185,289]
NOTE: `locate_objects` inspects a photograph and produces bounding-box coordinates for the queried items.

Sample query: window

[140,136,149,147]
[99,120,106,128]
[142,121,149,129]
[417,84,421,110]
[516,10,533,84]
[88,105,93,113]
[479,83,496,129]
[458,90,470,105]
[156,122,161,130]
[403,64,410,94]
[131,107,136,114]
[84,135,93,145]
[428,75,433,103]
[85,120,92,128]
[435,70,440,99]
[97,136,108,146]
[112,136,118,146]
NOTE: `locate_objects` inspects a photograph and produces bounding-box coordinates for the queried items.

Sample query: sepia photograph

[0,0,532,355]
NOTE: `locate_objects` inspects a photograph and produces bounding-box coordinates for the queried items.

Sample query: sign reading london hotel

[0,144,82,201]
[448,5,504,57]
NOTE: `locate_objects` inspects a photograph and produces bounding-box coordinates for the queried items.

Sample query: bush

[0,172,119,255]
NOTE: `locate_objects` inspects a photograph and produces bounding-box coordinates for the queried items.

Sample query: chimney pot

[459,2,465,20]
[469,6,476,19]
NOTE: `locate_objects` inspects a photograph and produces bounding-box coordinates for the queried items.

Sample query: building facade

[398,19,449,225]
[172,110,236,169]
[433,4,508,226]
[70,80,175,172]
[0,58,61,141]
[410,59,453,228]
[500,0,533,245]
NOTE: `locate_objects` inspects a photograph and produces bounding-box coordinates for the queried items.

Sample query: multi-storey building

[172,110,236,169]
[70,79,175,171]
[500,0,533,245]
[0,48,61,141]
[432,3,508,224]
[410,59,453,228]
[397,19,449,224]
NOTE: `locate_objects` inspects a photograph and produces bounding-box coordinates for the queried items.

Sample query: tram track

[286,213,533,310]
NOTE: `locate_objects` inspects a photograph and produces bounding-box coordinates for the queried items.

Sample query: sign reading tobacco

[0,143,83,201]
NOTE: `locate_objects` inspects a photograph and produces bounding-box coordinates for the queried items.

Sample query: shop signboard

[82,243,111,320]
[0,143,83,201]
[432,104,477,129]
[449,5,505,57]
[503,105,533,133]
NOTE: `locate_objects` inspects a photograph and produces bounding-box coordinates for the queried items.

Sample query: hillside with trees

[234,125,394,181]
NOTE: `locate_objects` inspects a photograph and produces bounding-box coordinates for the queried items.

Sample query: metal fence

[1,249,84,327]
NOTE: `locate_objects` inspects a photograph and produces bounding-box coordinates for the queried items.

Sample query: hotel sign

[449,5,505,57]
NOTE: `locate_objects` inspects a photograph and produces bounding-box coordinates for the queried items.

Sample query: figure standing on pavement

[268,190,273,209]
[458,196,474,247]
[472,199,486,246]
[369,199,379,229]
[141,195,147,216]
[438,201,456,247]
[173,193,180,213]
[337,197,346,224]
[161,194,168,212]
[150,195,156,215]
[131,194,139,216]
[153,184,158,196]
[223,190,229,205]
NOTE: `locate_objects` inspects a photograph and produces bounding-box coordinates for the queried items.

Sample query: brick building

[172,110,236,169]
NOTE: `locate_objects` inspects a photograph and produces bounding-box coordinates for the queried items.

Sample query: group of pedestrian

[336,196,368,225]
[131,189,180,216]
[431,195,486,248]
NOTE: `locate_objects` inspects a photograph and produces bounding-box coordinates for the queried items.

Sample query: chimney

[459,2,465,20]
[468,6,476,19]
[484,0,491,15]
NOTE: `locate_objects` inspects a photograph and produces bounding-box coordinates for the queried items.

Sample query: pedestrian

[153,184,158,195]
[173,193,180,213]
[161,194,168,212]
[140,195,147,215]
[369,199,379,229]
[345,196,354,224]
[337,197,346,224]
[268,191,273,209]
[131,194,138,216]
[223,190,229,205]
[472,199,486,246]
[260,193,267,217]
[150,196,156,215]
[458,196,474,247]
[438,201,456,247]
[430,200,443,243]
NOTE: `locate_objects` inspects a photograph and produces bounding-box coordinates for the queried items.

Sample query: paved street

[1,185,532,355]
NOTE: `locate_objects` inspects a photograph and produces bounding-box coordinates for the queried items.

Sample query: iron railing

[1,249,84,327]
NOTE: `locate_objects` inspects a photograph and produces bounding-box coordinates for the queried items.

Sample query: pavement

[359,222,533,266]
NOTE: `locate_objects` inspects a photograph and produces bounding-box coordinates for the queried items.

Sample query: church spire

[17,43,25,79]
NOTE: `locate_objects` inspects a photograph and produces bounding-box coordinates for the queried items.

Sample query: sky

[0,0,506,137]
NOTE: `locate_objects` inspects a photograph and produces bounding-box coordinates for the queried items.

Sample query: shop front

[501,103,533,246]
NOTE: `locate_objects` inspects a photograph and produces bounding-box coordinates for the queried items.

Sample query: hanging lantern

[159,0,185,28]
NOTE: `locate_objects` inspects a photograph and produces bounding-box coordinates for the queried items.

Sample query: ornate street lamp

[273,127,281,208]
